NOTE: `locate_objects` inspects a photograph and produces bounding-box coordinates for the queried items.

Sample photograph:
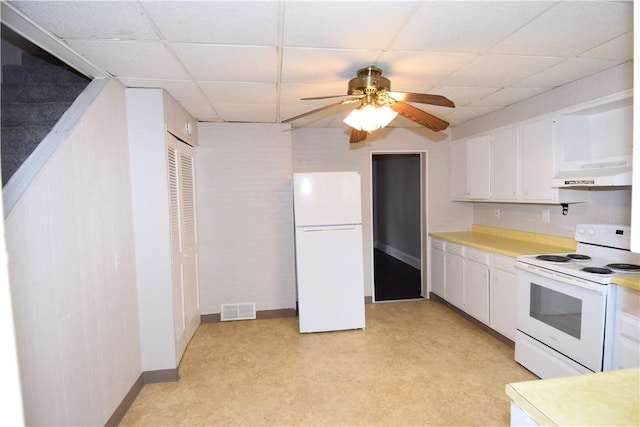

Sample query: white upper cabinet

[519,116,556,202]
[450,139,467,200]
[491,126,519,200]
[466,135,491,199]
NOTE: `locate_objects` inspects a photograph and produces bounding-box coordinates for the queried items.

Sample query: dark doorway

[372,153,422,301]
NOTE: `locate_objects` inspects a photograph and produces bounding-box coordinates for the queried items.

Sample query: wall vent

[220,303,256,321]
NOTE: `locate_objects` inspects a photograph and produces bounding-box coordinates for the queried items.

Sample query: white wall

[5,80,141,425]
[452,61,634,237]
[292,127,472,297]
[126,88,177,372]
[196,123,296,314]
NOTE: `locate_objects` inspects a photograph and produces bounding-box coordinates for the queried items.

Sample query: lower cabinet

[610,285,640,370]
[429,237,517,341]
[430,239,446,298]
[445,243,465,310]
[465,248,490,323]
[490,254,517,340]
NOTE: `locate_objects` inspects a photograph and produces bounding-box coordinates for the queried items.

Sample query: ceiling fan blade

[349,128,368,143]
[387,92,455,108]
[301,94,349,100]
[391,101,450,132]
[282,100,356,123]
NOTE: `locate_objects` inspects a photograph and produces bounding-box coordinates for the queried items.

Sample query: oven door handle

[516,261,608,294]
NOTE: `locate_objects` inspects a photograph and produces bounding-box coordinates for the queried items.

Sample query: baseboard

[143,368,179,383]
[375,242,421,270]
[201,307,297,323]
[105,367,180,426]
[104,374,144,427]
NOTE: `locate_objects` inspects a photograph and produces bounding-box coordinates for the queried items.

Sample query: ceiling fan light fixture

[343,104,398,132]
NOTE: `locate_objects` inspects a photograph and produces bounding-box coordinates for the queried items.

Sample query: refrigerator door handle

[302,225,357,232]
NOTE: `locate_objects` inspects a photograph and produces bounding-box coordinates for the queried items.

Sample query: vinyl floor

[119,300,537,426]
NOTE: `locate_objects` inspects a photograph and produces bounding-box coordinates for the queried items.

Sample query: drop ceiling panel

[199,82,277,104]
[472,87,549,106]
[580,32,634,60]
[430,86,501,107]
[514,58,620,88]
[280,83,349,104]
[393,1,554,52]
[377,51,478,89]
[180,101,220,122]
[444,54,564,87]
[65,40,190,80]
[491,1,634,57]
[282,2,417,49]
[4,0,633,130]
[212,104,276,123]
[10,1,158,40]
[171,44,278,82]
[142,1,280,45]
[281,48,384,83]
[117,78,206,103]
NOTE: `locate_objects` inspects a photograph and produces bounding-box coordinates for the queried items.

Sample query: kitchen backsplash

[473,187,631,237]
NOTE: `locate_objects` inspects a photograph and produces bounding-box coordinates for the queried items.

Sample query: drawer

[431,238,445,251]
[493,254,517,273]
[446,242,464,256]
[466,247,490,266]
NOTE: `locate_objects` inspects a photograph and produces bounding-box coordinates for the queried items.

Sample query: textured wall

[196,123,296,314]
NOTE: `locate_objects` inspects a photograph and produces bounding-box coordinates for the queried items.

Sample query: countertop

[429,225,576,258]
[506,368,640,426]
[429,225,640,291]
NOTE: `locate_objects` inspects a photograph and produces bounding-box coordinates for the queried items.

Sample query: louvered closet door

[167,133,200,363]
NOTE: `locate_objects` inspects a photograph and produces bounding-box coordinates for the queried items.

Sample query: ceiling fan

[282,66,455,143]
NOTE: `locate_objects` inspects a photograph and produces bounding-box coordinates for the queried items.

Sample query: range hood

[552,159,632,188]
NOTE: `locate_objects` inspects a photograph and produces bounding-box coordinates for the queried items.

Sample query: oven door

[516,265,607,373]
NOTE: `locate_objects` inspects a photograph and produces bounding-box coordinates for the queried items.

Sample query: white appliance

[293,171,366,333]
[515,224,639,379]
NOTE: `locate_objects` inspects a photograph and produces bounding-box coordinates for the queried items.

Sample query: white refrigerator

[293,171,366,333]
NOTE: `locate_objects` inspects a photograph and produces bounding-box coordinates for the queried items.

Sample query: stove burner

[582,267,614,274]
[536,255,572,262]
[605,263,640,272]
[567,254,591,260]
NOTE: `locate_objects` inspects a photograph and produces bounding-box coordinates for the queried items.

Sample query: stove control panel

[575,224,631,250]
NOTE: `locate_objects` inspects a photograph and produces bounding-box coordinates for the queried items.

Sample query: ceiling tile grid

[6,0,634,129]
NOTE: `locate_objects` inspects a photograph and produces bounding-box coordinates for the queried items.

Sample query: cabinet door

[445,252,464,309]
[520,117,556,201]
[491,127,518,200]
[450,140,467,199]
[490,267,516,340]
[431,248,445,298]
[167,134,200,363]
[466,135,491,199]
[465,259,489,323]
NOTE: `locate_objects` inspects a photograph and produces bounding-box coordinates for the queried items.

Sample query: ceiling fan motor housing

[348,66,391,96]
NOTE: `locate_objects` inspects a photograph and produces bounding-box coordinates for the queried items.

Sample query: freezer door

[296,224,365,333]
[293,172,362,226]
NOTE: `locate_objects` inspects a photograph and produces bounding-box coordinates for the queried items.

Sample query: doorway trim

[369,150,429,303]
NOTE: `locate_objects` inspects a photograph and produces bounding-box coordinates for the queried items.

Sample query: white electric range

[515,224,639,379]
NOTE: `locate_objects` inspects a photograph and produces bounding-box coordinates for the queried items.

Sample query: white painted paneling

[5,80,141,425]
[195,123,296,314]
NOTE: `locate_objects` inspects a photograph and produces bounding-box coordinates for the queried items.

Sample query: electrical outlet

[494,208,501,219]
[542,209,550,224]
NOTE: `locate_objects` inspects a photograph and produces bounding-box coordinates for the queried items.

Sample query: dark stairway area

[1,35,90,186]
